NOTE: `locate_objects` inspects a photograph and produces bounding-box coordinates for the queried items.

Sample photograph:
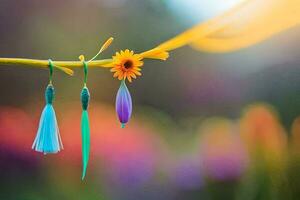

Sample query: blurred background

[0,0,300,199]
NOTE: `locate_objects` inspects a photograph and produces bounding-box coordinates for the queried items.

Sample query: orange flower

[110,50,143,82]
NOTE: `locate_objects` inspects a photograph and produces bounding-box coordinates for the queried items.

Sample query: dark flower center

[123,60,133,69]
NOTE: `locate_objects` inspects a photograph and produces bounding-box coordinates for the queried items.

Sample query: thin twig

[0,57,113,69]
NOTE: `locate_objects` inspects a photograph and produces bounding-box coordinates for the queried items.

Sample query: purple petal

[116,81,132,126]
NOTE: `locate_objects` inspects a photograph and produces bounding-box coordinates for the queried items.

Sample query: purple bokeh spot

[107,154,155,188]
[171,158,203,190]
[204,153,246,181]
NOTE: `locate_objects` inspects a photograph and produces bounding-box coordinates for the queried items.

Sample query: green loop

[48,59,54,83]
[83,61,88,85]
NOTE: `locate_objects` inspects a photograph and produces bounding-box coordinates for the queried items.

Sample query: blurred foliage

[0,102,300,200]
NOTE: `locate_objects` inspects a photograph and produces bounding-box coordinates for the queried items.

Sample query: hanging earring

[79,55,91,180]
[116,79,132,128]
[32,59,73,154]
[77,38,113,179]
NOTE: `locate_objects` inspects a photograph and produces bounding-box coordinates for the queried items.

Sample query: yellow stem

[0,57,113,69]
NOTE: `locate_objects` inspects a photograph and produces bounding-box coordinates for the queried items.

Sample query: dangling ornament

[115,80,132,128]
[32,59,65,154]
[78,38,113,179]
[80,57,91,180]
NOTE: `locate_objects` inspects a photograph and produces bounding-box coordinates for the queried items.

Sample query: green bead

[81,87,90,110]
[45,84,54,104]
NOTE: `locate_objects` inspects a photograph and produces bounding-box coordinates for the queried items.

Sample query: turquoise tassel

[32,84,63,154]
[81,87,90,180]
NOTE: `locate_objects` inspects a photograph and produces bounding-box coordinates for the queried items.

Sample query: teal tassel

[81,110,90,179]
[32,84,63,154]
[81,87,90,180]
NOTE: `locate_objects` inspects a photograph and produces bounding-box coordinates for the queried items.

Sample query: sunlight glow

[167,0,244,22]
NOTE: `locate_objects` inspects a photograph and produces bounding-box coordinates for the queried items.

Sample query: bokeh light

[0,0,299,199]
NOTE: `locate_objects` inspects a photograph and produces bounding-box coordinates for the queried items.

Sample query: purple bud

[116,80,132,128]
